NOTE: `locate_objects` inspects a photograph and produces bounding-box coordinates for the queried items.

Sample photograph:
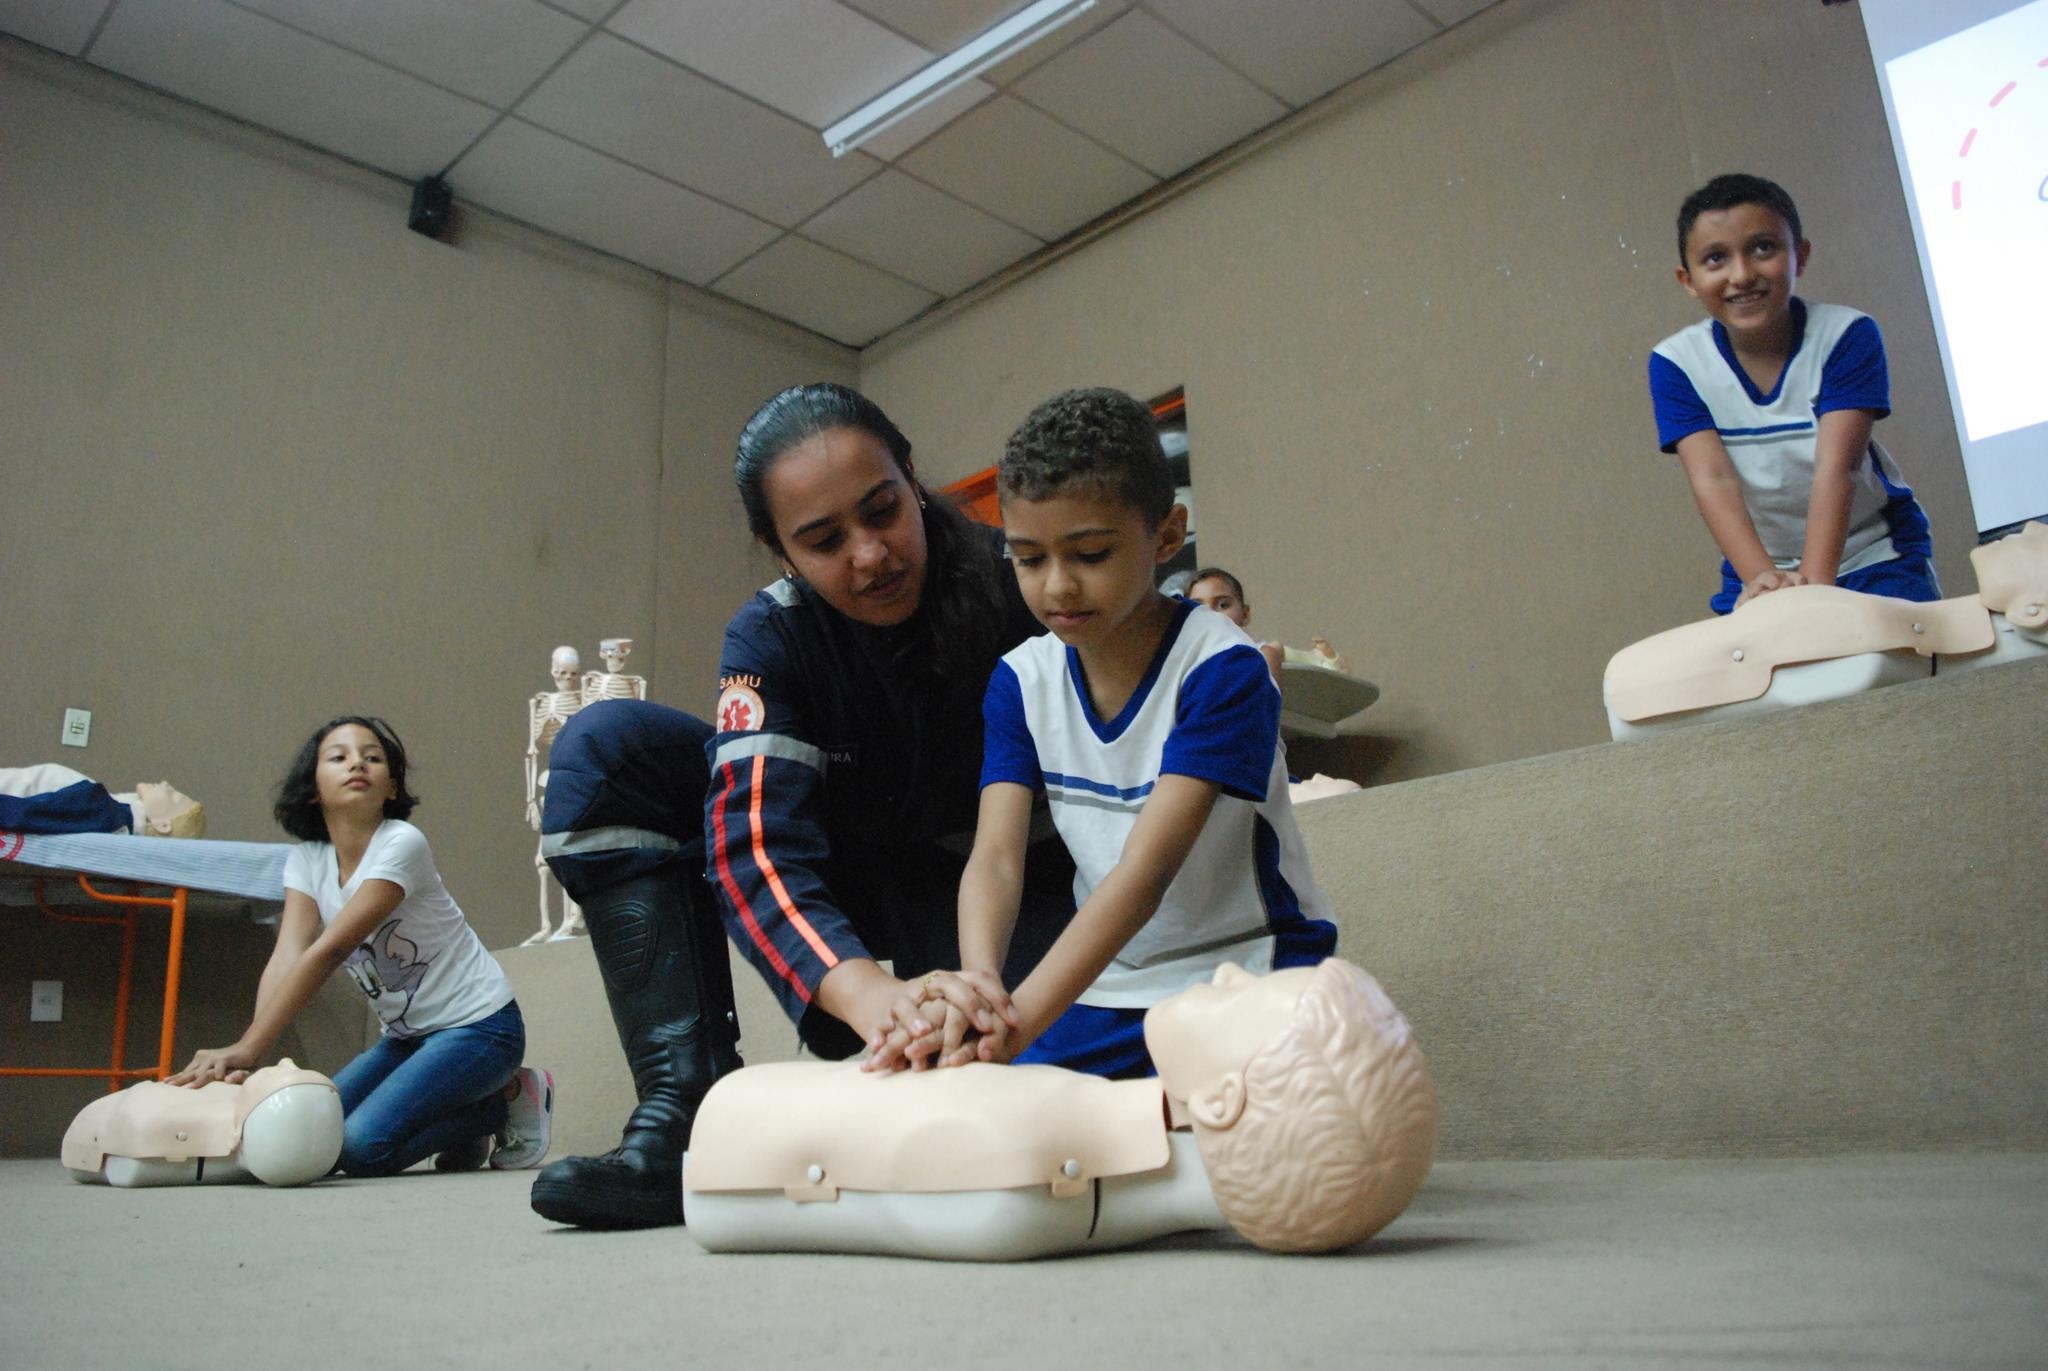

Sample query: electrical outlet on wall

[31,981,63,1022]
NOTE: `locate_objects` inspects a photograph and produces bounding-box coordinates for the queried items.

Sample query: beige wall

[0,44,848,1152]
[859,0,1978,783]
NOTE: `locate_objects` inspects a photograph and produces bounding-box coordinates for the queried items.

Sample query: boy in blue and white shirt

[873,388,1336,1079]
[1648,173,1939,614]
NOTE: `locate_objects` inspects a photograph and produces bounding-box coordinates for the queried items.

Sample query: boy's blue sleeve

[1648,352,1716,453]
[978,660,1042,791]
[1160,645,1277,802]
[1815,316,1890,419]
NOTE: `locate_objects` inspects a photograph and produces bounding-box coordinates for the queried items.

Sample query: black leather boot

[529,867,741,1228]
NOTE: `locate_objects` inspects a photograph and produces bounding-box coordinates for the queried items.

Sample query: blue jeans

[331,1000,525,1177]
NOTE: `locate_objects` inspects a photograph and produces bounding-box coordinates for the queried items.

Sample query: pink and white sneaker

[490,1066,554,1170]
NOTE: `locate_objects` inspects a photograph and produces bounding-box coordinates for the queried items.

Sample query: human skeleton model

[684,958,1438,1260]
[581,637,647,706]
[524,646,585,946]
[62,1060,342,1188]
[1605,520,2048,739]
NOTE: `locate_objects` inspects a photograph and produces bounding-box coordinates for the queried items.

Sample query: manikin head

[133,781,205,837]
[550,644,581,691]
[1145,959,1439,1252]
[598,638,633,673]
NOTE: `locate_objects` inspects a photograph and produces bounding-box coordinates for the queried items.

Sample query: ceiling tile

[607,0,933,127]
[232,0,589,107]
[89,0,495,179]
[519,33,880,225]
[1015,10,1286,178]
[978,0,1125,86]
[457,118,780,284]
[804,169,1040,294]
[0,0,114,54]
[1413,0,1497,26]
[846,76,994,160]
[713,234,937,346]
[901,95,1153,239]
[841,0,1022,52]
[1144,0,1439,107]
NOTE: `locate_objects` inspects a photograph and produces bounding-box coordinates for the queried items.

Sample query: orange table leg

[0,875,191,1088]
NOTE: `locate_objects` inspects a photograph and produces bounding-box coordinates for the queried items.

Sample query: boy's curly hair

[999,388,1174,524]
[1676,173,1803,266]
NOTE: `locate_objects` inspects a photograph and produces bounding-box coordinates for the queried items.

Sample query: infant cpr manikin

[683,958,1438,1261]
[1605,521,2048,740]
[62,1060,343,1188]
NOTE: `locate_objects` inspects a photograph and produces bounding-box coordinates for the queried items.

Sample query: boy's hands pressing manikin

[862,969,1019,1073]
[1732,567,1807,610]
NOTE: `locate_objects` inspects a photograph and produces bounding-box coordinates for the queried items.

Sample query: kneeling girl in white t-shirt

[169,716,552,1175]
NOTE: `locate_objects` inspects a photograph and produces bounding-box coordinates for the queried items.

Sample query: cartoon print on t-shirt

[343,917,431,1032]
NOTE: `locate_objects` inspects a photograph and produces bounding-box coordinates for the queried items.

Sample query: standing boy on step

[1648,172,1940,614]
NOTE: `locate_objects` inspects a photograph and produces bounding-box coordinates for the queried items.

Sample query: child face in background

[1003,487,1185,652]
[1189,575,1250,628]
[315,723,396,819]
[1676,202,1811,346]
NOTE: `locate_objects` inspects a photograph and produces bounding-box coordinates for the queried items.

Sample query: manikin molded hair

[733,382,1003,679]
[273,715,417,842]
[1192,959,1439,1253]
[999,388,1175,525]
[1676,173,1803,266]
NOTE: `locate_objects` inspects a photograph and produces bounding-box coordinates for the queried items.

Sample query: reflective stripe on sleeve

[711,733,825,773]
[538,826,682,858]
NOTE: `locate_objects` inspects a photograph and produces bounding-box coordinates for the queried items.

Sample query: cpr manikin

[524,645,585,946]
[0,766,206,836]
[62,1060,342,1188]
[684,958,1437,1260]
[1605,520,2048,739]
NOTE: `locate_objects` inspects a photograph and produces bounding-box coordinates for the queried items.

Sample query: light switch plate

[62,708,91,748]
[31,981,63,1022]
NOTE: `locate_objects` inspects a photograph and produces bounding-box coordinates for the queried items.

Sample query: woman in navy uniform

[532,384,1070,1229]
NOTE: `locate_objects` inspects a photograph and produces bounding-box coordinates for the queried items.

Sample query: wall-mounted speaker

[408,176,453,241]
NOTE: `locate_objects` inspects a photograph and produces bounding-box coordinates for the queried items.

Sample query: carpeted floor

[5,1152,2043,1370]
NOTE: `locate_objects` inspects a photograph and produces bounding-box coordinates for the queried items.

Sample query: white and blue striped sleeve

[1161,645,1277,802]
[1648,352,1716,453]
[978,660,1042,792]
[1816,316,1889,418]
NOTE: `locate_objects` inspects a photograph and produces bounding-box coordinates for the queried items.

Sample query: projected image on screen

[1885,3,2048,445]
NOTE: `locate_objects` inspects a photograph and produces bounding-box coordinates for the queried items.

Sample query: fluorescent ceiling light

[822,0,1097,157]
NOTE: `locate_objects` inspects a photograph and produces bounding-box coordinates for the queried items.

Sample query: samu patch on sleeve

[715,675,766,734]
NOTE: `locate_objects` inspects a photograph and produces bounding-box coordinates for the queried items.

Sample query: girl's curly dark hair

[273,715,417,842]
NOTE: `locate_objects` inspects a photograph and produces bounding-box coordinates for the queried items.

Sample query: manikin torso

[1605,520,2048,738]
[683,960,1438,1260]
[62,1061,342,1188]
